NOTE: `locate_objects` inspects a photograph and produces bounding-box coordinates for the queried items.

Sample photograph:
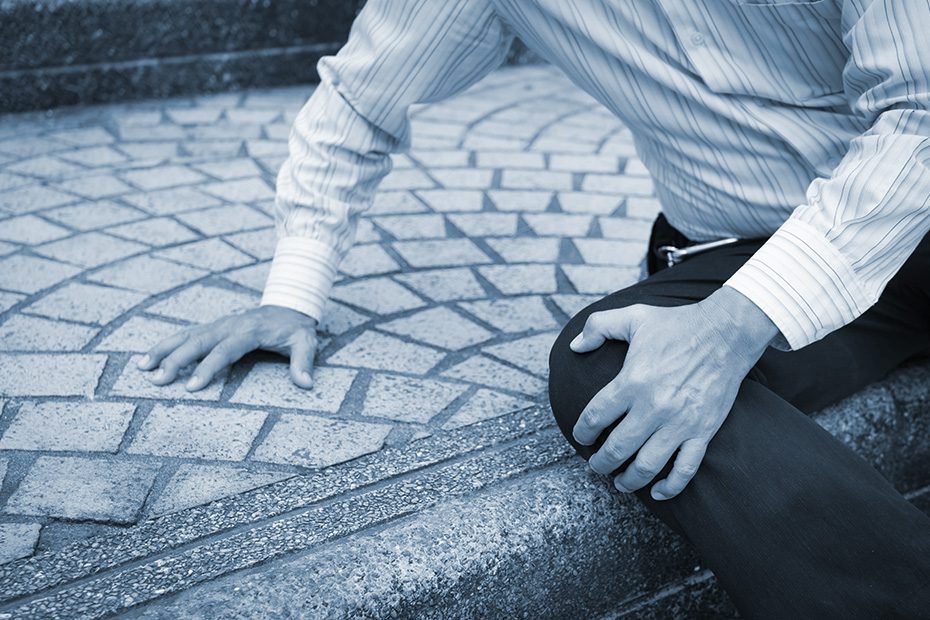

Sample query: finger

[588,408,654,475]
[614,431,677,493]
[288,330,317,389]
[573,374,631,446]
[186,336,256,391]
[650,439,707,500]
[139,330,191,370]
[150,329,223,385]
[569,305,642,353]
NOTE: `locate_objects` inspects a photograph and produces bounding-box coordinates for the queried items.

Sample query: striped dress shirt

[261,0,930,351]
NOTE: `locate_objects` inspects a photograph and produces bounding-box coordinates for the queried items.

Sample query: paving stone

[581,174,654,196]
[407,150,469,167]
[561,265,640,295]
[598,136,639,157]
[0,314,97,351]
[154,238,254,272]
[0,401,134,452]
[127,404,267,460]
[550,293,601,318]
[0,172,30,192]
[462,134,527,150]
[328,331,445,374]
[500,169,573,191]
[483,331,558,377]
[222,262,270,292]
[485,237,561,263]
[623,158,650,175]
[0,523,41,565]
[355,219,382,243]
[122,186,222,216]
[6,156,83,180]
[0,254,80,294]
[338,244,399,278]
[45,201,144,230]
[0,354,105,397]
[597,216,653,241]
[110,355,226,401]
[56,175,133,200]
[378,168,436,191]
[246,140,287,158]
[478,264,557,295]
[106,217,200,245]
[58,146,128,168]
[447,212,518,237]
[176,204,272,236]
[626,197,662,220]
[557,192,625,215]
[231,364,357,413]
[0,215,70,244]
[459,296,558,333]
[372,214,446,240]
[95,317,182,352]
[150,464,292,517]
[222,228,276,260]
[430,168,494,189]
[0,291,24,314]
[35,231,146,268]
[394,268,486,302]
[530,137,598,153]
[523,213,593,237]
[200,178,274,203]
[88,255,208,294]
[549,154,621,173]
[22,282,145,325]
[318,300,369,336]
[378,306,493,350]
[48,127,116,147]
[121,165,207,191]
[146,284,259,324]
[182,141,247,158]
[487,190,553,212]
[330,277,425,315]
[193,159,263,180]
[415,189,484,212]
[572,238,645,266]
[253,414,392,468]
[442,355,546,396]
[0,185,76,213]
[5,456,158,524]
[410,120,466,139]
[442,389,533,429]
[166,108,223,125]
[362,374,467,424]
[112,110,163,127]
[0,136,67,157]
[117,141,179,162]
[393,238,491,268]
[476,151,545,169]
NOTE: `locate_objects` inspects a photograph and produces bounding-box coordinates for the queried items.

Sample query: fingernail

[138,355,151,368]
[301,372,313,386]
[151,368,164,380]
[651,489,668,501]
[569,333,583,350]
[185,376,200,391]
[614,479,630,493]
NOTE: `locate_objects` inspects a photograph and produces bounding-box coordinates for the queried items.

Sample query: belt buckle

[656,237,740,268]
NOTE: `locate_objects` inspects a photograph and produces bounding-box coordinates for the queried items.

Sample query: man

[139,1,930,616]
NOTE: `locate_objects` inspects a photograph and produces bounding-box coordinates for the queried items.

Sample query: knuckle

[601,442,628,464]
[676,462,700,478]
[632,461,658,478]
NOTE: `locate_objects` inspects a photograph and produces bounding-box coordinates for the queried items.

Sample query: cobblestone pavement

[0,64,658,564]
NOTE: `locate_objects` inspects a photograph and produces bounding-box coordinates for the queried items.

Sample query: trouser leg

[548,237,930,618]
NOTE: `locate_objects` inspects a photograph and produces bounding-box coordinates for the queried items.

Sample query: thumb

[570,305,642,353]
[288,330,317,389]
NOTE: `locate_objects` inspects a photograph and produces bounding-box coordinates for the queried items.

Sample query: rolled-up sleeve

[262,0,513,320]
[726,0,930,350]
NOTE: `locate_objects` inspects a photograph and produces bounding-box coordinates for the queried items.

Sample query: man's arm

[725,0,930,350]
[141,0,513,390]
[573,0,930,499]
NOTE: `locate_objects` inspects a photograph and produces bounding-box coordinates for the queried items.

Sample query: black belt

[646,214,740,274]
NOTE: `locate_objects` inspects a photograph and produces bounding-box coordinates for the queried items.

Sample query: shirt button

[689,31,706,46]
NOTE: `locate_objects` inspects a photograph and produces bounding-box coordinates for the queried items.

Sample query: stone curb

[0,360,926,618]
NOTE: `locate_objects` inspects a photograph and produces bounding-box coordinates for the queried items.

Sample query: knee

[548,304,631,459]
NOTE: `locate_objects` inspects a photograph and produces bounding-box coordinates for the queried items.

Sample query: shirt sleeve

[725,0,930,351]
[261,0,513,320]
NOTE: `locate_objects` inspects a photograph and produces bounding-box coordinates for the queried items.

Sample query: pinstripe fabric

[261,0,930,351]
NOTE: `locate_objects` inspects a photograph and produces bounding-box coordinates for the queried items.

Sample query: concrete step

[0,360,924,618]
[0,0,540,113]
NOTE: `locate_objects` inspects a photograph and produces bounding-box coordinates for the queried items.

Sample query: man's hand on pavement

[570,286,779,501]
[138,305,319,391]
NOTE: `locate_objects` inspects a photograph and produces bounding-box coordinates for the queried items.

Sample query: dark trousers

[548,216,930,618]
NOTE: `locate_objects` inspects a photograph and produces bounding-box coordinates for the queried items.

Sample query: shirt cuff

[260,236,340,322]
[724,218,872,351]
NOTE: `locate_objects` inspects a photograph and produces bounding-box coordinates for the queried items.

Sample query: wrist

[702,286,779,358]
